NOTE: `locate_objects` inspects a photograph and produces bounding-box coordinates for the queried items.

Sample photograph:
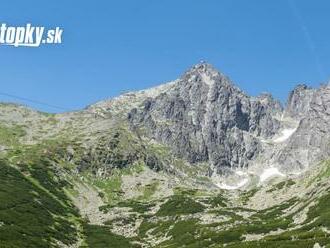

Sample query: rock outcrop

[276,83,330,171]
[86,63,329,175]
[127,63,282,173]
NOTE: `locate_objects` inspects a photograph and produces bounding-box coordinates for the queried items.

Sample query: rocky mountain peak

[186,62,220,76]
[127,64,283,172]
[180,62,232,89]
[88,63,330,175]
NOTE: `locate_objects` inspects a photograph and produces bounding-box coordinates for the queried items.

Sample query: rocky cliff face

[127,63,283,173]
[86,63,330,176]
[276,83,330,171]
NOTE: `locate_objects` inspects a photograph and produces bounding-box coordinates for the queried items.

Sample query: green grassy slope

[0,160,79,248]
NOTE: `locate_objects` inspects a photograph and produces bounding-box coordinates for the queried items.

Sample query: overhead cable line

[0,91,71,112]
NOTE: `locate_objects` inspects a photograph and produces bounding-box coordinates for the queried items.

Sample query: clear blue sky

[1,0,330,112]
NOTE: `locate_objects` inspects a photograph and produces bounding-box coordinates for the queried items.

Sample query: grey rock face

[87,63,329,175]
[128,63,282,172]
[276,84,330,171]
[285,84,316,119]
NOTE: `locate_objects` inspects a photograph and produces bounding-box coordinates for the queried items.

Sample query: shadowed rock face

[128,63,283,173]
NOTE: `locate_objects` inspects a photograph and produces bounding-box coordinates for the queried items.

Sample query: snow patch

[259,167,284,183]
[235,170,246,176]
[273,128,297,143]
[217,178,248,190]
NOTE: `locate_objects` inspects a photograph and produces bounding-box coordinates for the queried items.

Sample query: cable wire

[0,91,71,112]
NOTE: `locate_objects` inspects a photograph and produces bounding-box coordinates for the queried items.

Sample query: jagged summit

[127,63,283,171]
[186,62,219,75]
[89,62,236,117]
[180,62,234,89]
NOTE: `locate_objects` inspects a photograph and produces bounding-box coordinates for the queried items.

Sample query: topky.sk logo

[0,23,63,47]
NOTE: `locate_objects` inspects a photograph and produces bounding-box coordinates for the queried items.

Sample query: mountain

[278,83,330,171]
[0,63,330,248]
[127,63,283,173]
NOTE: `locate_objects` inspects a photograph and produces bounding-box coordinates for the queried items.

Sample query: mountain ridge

[0,63,330,247]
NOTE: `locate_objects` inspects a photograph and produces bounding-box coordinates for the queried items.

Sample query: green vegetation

[318,160,330,179]
[89,162,146,204]
[156,195,205,216]
[267,179,296,192]
[305,191,330,228]
[117,200,155,213]
[100,199,155,214]
[82,224,138,248]
[0,124,26,146]
[224,238,330,248]
[136,194,329,247]
[104,214,137,227]
[208,209,244,224]
[138,180,159,200]
[6,137,83,167]
[201,193,227,208]
[92,173,123,202]
[153,219,243,247]
[0,160,79,248]
[241,188,258,204]
[139,219,173,238]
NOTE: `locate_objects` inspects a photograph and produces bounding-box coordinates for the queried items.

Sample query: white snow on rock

[259,167,284,183]
[235,170,247,176]
[201,73,214,87]
[217,178,248,190]
[273,128,297,143]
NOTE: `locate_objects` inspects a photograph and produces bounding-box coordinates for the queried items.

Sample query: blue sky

[1,0,330,112]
